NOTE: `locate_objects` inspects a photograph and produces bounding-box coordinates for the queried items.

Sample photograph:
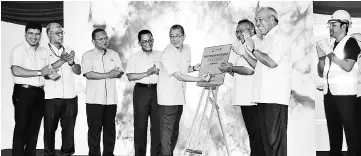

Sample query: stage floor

[1,149,347,156]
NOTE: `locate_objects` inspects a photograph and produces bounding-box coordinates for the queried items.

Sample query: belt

[15,84,44,90]
[136,83,157,88]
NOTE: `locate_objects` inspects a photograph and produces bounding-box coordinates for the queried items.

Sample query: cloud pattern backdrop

[62,1,315,155]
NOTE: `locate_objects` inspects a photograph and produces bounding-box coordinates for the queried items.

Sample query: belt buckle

[23,84,30,88]
[147,84,151,88]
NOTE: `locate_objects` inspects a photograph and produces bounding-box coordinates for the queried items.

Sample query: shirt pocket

[94,57,105,73]
[108,58,116,70]
[38,55,48,67]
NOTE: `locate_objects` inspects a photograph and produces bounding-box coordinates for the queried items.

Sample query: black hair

[170,24,185,35]
[138,29,153,41]
[25,22,42,33]
[237,19,256,34]
[92,28,106,40]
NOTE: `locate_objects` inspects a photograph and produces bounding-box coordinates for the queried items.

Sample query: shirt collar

[24,41,38,51]
[141,49,153,56]
[94,47,107,55]
[48,43,64,53]
[168,43,182,53]
[263,25,279,40]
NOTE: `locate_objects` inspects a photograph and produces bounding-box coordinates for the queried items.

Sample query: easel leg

[201,96,216,156]
[211,87,231,156]
[194,89,212,150]
[184,88,206,156]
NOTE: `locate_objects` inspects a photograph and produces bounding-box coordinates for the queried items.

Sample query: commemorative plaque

[196,44,231,87]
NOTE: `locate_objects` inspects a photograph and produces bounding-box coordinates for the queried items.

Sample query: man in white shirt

[316,10,360,156]
[43,23,81,156]
[10,21,51,156]
[219,19,264,156]
[126,30,161,156]
[82,29,124,156]
[244,7,292,156]
[157,24,211,156]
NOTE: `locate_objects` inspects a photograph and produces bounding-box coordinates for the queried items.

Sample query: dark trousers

[12,84,45,156]
[86,104,117,156]
[159,105,183,156]
[257,103,288,156]
[44,97,78,156]
[356,96,361,156]
[133,84,160,156]
[241,105,266,156]
[324,93,360,156]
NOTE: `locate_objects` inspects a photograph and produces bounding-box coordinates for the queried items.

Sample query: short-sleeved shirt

[126,50,161,84]
[252,25,292,105]
[10,41,48,87]
[157,44,191,106]
[44,44,77,99]
[229,36,261,106]
[333,37,360,61]
[81,48,124,105]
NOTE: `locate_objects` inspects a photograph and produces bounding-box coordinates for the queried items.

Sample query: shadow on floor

[1,149,87,156]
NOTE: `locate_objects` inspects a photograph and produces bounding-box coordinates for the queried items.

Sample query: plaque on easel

[196,44,231,87]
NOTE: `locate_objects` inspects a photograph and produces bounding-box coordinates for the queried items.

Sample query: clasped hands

[232,33,255,56]
[145,64,159,76]
[316,38,335,59]
[108,67,124,78]
[60,50,75,64]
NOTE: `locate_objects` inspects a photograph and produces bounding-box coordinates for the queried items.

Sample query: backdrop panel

[1,1,63,27]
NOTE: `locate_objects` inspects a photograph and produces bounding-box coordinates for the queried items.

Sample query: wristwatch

[251,48,255,54]
[37,70,42,76]
[192,66,196,71]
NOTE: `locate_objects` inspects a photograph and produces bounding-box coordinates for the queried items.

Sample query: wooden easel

[183,85,230,156]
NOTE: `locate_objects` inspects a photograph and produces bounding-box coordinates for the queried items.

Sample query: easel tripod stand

[183,85,230,156]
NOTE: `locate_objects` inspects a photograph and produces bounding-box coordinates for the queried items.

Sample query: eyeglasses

[94,36,109,42]
[170,35,184,39]
[255,17,264,24]
[140,39,154,44]
[54,31,64,36]
[327,20,348,28]
[235,29,252,34]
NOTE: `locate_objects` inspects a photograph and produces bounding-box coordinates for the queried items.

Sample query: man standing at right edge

[245,7,292,156]
[316,10,360,156]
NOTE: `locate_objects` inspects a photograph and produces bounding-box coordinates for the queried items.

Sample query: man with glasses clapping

[81,28,124,156]
[43,22,81,156]
[126,29,161,156]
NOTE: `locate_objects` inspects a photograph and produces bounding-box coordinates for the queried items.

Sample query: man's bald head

[256,7,278,24]
[255,7,278,35]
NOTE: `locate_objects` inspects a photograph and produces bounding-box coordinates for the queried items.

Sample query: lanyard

[48,43,64,58]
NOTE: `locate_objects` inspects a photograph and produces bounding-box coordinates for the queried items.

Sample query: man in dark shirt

[352,33,361,156]
[317,10,360,156]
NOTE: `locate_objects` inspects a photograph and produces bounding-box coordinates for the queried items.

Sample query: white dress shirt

[10,41,48,87]
[82,48,124,105]
[44,43,77,99]
[252,25,292,105]
[126,50,161,84]
[229,36,262,106]
[157,44,191,106]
